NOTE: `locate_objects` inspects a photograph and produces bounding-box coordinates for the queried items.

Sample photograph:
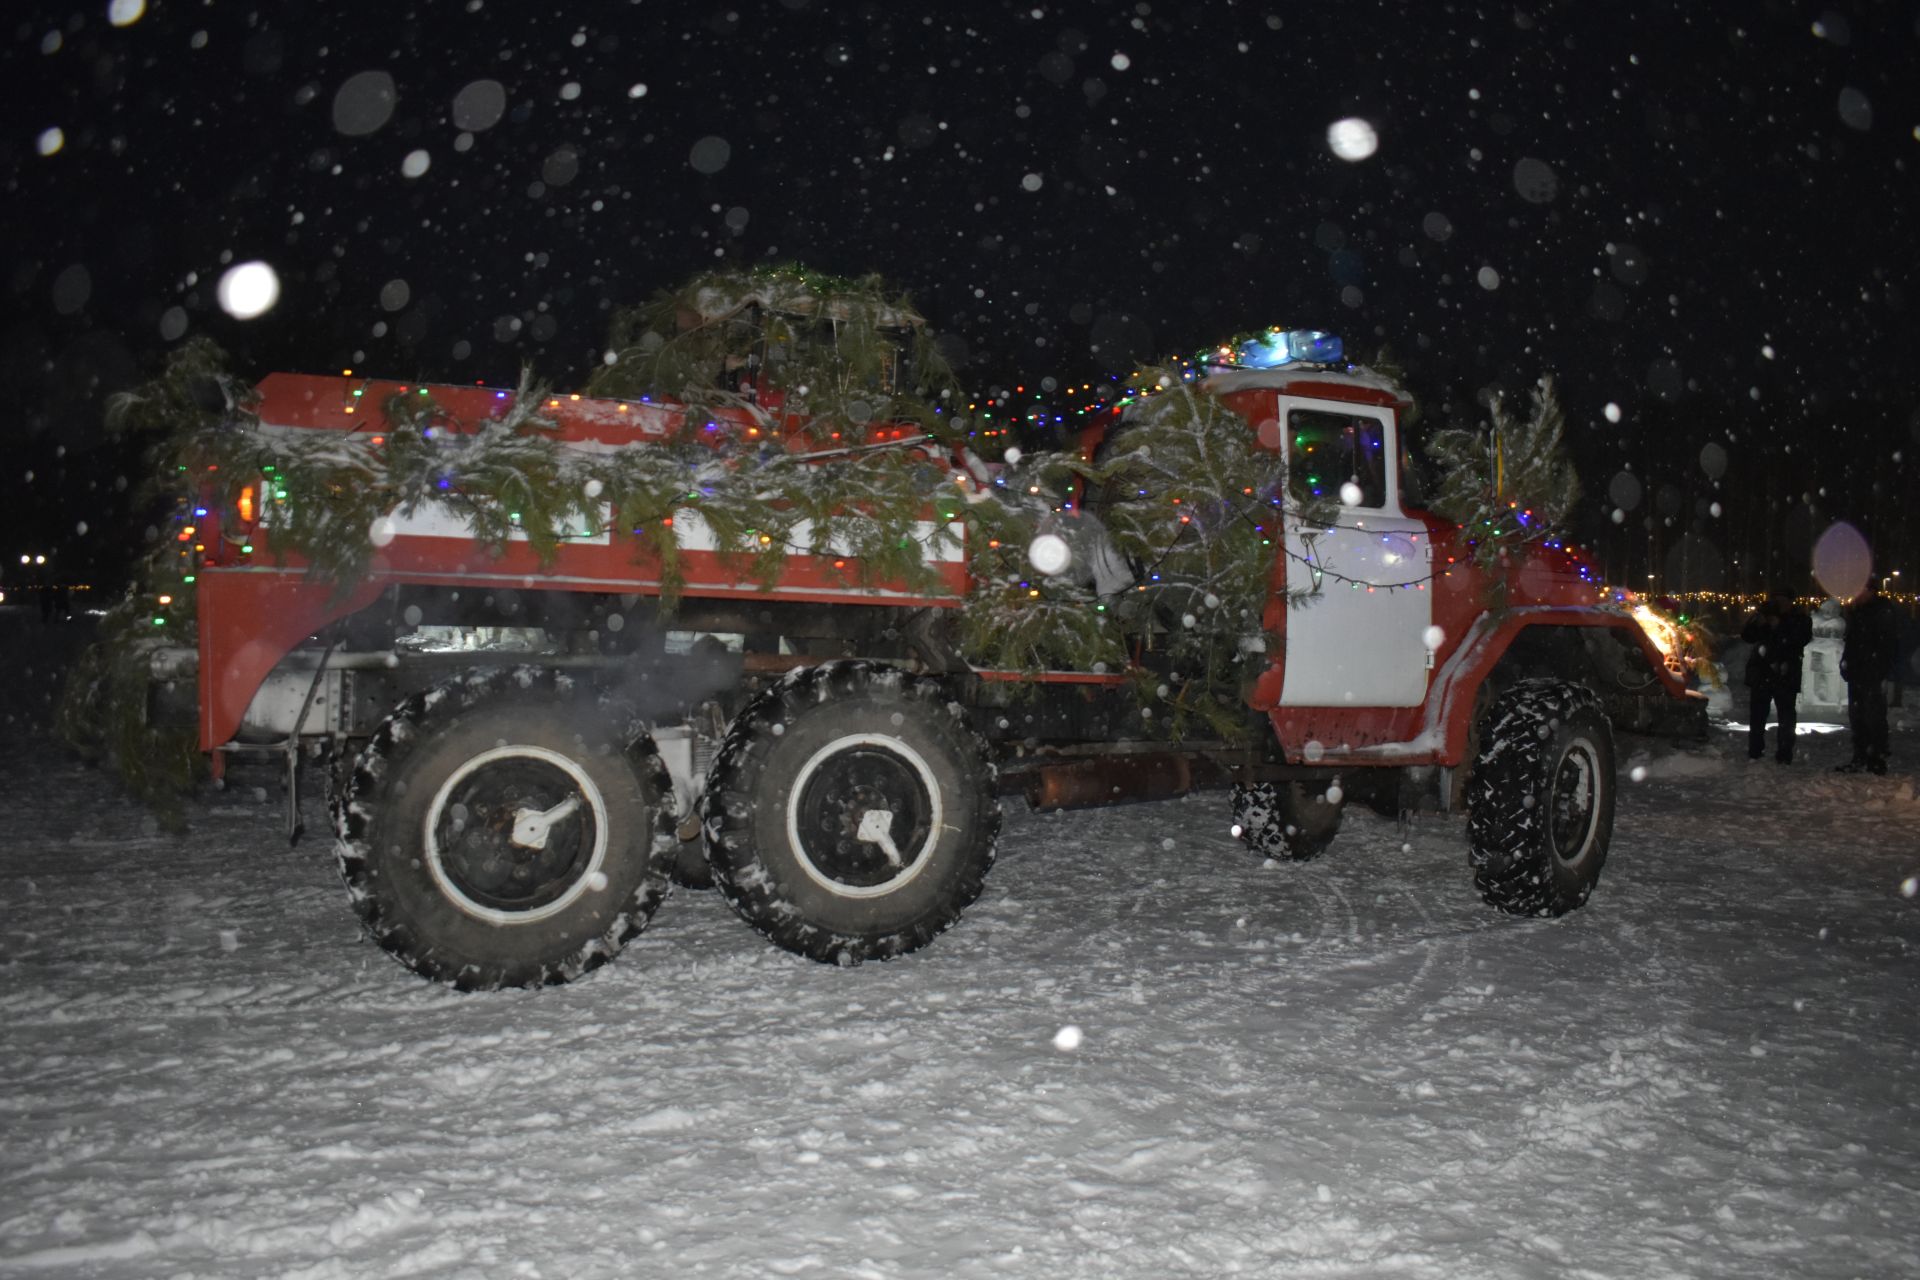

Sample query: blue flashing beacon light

[1200,328,1345,372]
[1235,327,1344,369]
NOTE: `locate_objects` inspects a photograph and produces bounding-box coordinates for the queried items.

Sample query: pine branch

[1426,376,1581,581]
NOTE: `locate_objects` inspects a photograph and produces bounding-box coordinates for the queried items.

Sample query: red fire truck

[163,331,1702,989]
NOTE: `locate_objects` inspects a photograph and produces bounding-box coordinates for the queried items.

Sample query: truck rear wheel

[1466,678,1615,917]
[334,668,676,989]
[1230,780,1344,861]
[701,661,999,965]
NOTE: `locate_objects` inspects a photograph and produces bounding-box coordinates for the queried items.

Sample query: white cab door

[1278,397,1432,707]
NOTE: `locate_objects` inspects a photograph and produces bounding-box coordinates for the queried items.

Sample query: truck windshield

[1286,409,1387,508]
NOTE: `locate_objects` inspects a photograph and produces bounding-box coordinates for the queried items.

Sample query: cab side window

[1286,409,1388,508]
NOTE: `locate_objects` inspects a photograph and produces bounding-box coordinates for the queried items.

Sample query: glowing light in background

[217,261,281,320]
[1027,533,1071,576]
[1811,521,1872,600]
[1327,117,1378,161]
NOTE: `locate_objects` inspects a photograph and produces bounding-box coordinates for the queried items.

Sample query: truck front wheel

[1466,678,1615,917]
[701,661,999,965]
[334,668,677,989]
[1230,780,1344,861]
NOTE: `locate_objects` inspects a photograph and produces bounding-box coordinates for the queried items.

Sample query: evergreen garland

[54,602,202,832]
[1092,371,1285,736]
[587,264,962,445]
[57,270,981,809]
[382,381,585,562]
[1424,377,1580,606]
[64,273,1446,803]
[954,366,1346,739]
[54,336,254,823]
[101,336,262,623]
[954,449,1130,676]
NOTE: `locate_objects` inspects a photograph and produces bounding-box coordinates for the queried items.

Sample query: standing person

[1837,579,1899,774]
[1741,591,1814,764]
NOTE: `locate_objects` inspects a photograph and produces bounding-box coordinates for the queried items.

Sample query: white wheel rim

[1549,740,1603,865]
[425,744,610,925]
[786,732,944,899]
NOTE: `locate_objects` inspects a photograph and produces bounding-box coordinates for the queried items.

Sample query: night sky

[5,0,1917,595]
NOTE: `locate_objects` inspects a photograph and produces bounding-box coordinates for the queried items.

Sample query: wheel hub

[427,749,607,920]
[1547,744,1599,863]
[790,741,938,894]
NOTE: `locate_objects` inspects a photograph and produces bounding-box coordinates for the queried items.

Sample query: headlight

[1629,603,1675,657]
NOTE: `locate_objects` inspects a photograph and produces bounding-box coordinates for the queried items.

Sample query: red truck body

[170,359,1701,988]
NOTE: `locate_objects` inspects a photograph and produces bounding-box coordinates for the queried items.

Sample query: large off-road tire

[1466,678,1616,917]
[334,667,677,990]
[700,661,999,966]
[1230,779,1344,861]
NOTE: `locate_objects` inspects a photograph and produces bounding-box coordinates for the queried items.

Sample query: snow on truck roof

[1201,363,1413,407]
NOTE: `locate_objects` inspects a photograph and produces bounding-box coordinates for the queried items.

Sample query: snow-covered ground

[3,610,1917,1280]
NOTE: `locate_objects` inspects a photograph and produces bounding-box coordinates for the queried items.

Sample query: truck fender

[1425,607,1686,765]
[198,571,386,752]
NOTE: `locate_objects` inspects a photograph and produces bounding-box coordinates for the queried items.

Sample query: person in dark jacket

[1837,579,1899,774]
[1741,591,1814,763]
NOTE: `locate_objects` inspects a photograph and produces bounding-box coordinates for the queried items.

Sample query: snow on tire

[1230,780,1344,861]
[700,661,999,966]
[1466,678,1616,917]
[334,667,677,990]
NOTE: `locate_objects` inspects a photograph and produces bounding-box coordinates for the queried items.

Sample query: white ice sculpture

[1801,598,1847,716]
